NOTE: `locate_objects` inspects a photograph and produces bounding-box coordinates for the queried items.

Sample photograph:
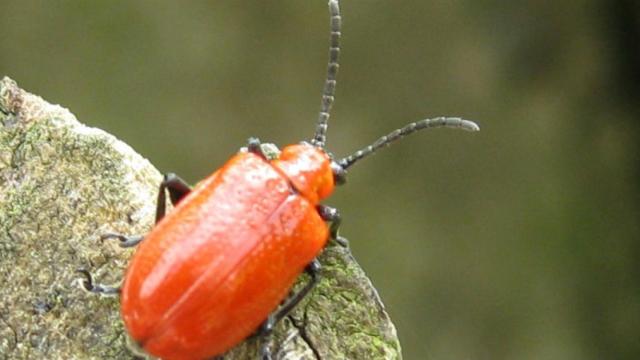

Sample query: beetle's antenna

[337,117,479,169]
[311,0,341,148]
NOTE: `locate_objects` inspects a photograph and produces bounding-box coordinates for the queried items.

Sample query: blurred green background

[2,1,639,359]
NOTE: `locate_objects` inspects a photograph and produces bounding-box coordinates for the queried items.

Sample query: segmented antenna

[338,117,480,169]
[311,0,341,148]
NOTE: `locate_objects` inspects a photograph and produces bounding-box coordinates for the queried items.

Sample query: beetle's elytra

[79,1,479,359]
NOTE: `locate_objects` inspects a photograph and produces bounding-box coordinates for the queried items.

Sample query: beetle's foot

[156,173,193,223]
[260,340,273,360]
[76,268,120,296]
[258,313,277,359]
[247,137,269,160]
[335,235,349,247]
[100,233,144,248]
[317,204,342,240]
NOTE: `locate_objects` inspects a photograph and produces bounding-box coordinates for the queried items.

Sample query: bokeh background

[1,1,639,359]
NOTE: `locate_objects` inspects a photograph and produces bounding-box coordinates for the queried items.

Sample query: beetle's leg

[259,259,321,360]
[317,204,341,239]
[98,173,190,248]
[317,204,348,247]
[156,172,192,223]
[100,233,144,248]
[247,137,267,160]
[76,268,120,296]
[263,259,321,330]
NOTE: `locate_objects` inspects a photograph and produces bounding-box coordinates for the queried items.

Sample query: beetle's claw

[76,268,94,291]
[335,236,349,247]
[260,342,273,360]
[99,233,118,243]
[100,233,144,248]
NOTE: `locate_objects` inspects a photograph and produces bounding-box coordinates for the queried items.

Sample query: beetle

[78,1,479,359]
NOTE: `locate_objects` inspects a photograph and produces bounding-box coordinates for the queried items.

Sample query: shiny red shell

[120,143,335,359]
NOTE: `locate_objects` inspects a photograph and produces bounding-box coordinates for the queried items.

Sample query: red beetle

[79,1,479,359]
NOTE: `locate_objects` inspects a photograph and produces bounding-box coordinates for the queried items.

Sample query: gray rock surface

[0,77,401,359]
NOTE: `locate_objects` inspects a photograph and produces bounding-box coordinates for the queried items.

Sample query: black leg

[156,173,192,223]
[259,259,321,360]
[76,269,120,296]
[247,137,267,160]
[317,204,348,247]
[99,172,190,248]
[100,233,144,248]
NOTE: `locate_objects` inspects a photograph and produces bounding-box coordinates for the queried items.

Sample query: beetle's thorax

[272,143,334,204]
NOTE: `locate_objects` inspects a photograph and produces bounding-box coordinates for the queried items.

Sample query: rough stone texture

[0,77,401,359]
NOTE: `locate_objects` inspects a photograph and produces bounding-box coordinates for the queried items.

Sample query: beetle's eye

[331,162,347,186]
